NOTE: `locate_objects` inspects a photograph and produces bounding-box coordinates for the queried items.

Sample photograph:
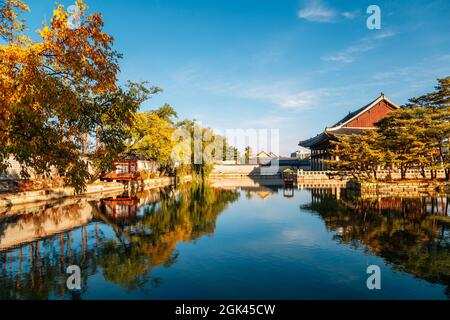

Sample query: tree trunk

[401,166,407,180]
[421,166,426,179]
[431,170,436,180]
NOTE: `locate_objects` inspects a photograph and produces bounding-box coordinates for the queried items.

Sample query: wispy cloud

[297,0,336,23]
[373,30,396,39]
[323,30,396,63]
[297,1,358,23]
[216,81,334,111]
[171,68,333,111]
[371,54,450,91]
[341,11,357,19]
[323,44,375,63]
[242,115,291,127]
[172,64,207,85]
[239,86,316,110]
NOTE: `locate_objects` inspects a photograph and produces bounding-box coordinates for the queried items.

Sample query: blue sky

[25,0,450,155]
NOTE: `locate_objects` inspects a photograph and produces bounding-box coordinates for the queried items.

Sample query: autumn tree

[0,0,153,192]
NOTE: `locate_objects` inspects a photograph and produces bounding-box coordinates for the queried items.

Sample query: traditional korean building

[99,152,158,182]
[299,93,400,171]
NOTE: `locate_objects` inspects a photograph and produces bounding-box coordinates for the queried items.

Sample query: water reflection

[302,188,450,296]
[0,184,240,299]
[0,182,449,299]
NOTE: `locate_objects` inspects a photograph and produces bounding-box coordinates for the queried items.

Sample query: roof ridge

[329,93,399,130]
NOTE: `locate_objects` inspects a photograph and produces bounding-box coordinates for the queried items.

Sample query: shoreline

[0,177,177,208]
[2,175,449,209]
[347,180,450,197]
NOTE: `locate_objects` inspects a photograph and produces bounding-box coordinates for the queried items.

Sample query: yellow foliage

[0,0,133,192]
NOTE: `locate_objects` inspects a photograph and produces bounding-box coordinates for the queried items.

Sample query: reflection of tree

[302,189,450,296]
[0,183,239,298]
[0,199,91,299]
[0,231,89,300]
[97,183,240,291]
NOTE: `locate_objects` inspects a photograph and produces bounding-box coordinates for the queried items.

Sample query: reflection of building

[100,194,140,224]
[239,185,278,200]
[257,191,271,200]
[299,94,399,171]
[0,198,95,251]
[283,188,294,198]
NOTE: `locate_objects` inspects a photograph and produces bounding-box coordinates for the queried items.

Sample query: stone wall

[0,155,95,181]
[0,177,175,208]
[298,169,447,180]
[211,164,310,176]
[347,181,448,198]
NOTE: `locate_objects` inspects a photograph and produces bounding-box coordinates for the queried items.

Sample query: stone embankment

[348,180,449,197]
[0,177,177,207]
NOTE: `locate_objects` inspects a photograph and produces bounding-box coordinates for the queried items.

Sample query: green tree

[404,77,450,179]
[153,103,178,123]
[174,120,219,179]
[128,104,178,173]
[244,146,253,164]
[330,77,450,181]
[377,107,429,179]
[329,131,385,180]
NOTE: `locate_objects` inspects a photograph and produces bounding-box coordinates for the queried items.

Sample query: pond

[0,180,448,300]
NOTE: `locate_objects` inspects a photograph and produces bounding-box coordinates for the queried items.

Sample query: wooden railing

[100,172,141,181]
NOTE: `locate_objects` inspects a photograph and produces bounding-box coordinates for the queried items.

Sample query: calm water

[0,181,448,300]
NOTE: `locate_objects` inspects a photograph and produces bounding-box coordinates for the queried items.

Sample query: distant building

[250,151,278,165]
[290,150,311,160]
[299,94,400,171]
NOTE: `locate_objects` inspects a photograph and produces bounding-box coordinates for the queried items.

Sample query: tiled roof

[299,132,330,148]
[299,94,399,148]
